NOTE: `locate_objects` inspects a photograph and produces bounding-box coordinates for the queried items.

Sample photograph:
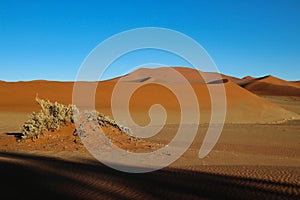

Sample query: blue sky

[0,0,299,81]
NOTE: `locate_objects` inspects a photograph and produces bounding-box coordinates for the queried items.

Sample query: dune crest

[242,75,300,96]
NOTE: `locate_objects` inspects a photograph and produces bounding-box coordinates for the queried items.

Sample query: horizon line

[0,66,299,82]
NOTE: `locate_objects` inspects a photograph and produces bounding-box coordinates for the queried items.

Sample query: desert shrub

[20,98,75,141]
[97,113,131,134]
[20,98,131,141]
[74,111,131,137]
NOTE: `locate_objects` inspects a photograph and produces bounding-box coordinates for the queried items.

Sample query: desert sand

[0,67,300,199]
[242,75,300,96]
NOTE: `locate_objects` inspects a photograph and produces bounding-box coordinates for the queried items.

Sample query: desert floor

[0,111,299,199]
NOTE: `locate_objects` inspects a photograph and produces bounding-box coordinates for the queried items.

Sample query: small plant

[20,97,131,141]
[73,111,131,137]
[20,98,75,141]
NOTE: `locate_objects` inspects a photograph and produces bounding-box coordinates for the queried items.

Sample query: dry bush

[20,98,75,141]
[20,98,130,141]
[73,111,131,137]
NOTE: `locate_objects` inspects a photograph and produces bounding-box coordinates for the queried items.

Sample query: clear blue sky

[0,0,299,81]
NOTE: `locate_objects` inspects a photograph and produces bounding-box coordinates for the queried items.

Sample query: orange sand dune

[117,67,241,84]
[242,76,255,80]
[291,80,300,87]
[0,67,298,124]
[100,80,298,124]
[243,75,300,96]
[0,81,74,112]
[106,67,298,123]
[234,76,256,86]
[116,67,207,83]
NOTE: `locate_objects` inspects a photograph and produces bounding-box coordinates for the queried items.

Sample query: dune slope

[0,67,298,125]
[243,75,300,96]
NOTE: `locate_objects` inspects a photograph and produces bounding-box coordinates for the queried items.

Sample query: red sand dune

[242,76,255,80]
[0,67,298,124]
[291,80,300,87]
[0,81,74,112]
[117,67,241,84]
[109,67,298,123]
[235,76,256,86]
[243,75,300,96]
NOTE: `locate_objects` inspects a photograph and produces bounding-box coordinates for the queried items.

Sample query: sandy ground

[262,95,300,115]
[0,68,300,199]
[0,113,299,199]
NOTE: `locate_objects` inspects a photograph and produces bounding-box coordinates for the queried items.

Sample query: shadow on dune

[207,79,229,84]
[0,152,298,200]
[236,75,270,87]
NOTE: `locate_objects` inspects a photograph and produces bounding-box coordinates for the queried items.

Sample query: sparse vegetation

[20,98,130,141]
[20,98,75,141]
[73,110,131,137]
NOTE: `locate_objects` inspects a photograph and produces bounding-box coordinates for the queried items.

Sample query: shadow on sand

[6,132,22,140]
[0,152,298,199]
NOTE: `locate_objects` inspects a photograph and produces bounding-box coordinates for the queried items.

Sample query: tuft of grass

[20,98,76,141]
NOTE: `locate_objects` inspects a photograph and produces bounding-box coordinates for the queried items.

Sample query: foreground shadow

[0,152,299,200]
[6,132,22,139]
